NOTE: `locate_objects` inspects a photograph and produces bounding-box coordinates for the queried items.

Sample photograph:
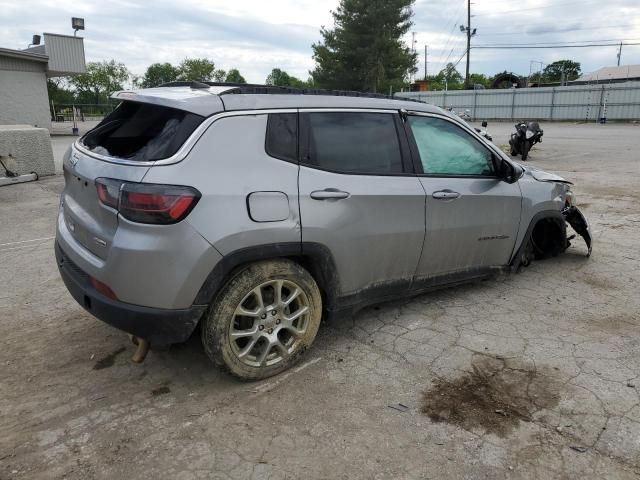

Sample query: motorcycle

[474,120,493,142]
[446,108,493,142]
[509,121,543,161]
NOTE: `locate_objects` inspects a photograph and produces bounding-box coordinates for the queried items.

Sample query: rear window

[81,101,204,162]
[265,113,297,162]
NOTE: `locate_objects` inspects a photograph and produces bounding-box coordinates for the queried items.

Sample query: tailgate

[61,144,150,259]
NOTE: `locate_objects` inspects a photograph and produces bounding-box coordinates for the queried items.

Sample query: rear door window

[81,101,204,162]
[302,112,404,174]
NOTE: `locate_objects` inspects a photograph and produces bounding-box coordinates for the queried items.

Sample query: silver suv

[56,83,591,380]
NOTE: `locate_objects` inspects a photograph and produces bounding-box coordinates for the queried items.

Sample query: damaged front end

[512,165,593,271]
[562,205,592,257]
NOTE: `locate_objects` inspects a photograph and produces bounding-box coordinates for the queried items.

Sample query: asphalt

[1,122,639,479]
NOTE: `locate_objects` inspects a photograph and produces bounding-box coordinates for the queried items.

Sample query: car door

[297,110,426,302]
[405,113,522,280]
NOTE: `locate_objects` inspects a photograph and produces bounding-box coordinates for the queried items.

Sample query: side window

[303,112,403,174]
[265,113,297,162]
[408,116,495,176]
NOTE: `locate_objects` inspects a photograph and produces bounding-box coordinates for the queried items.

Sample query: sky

[1,0,639,84]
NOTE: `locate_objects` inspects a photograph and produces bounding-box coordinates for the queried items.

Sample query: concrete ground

[50,121,99,174]
[1,122,639,479]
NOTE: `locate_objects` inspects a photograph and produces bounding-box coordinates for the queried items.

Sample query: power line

[473,0,601,17]
[451,50,467,70]
[475,38,640,46]
[473,42,640,49]
[442,38,465,69]
[477,23,640,37]
[436,0,467,72]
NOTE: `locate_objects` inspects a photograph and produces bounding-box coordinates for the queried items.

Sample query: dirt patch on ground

[583,274,616,290]
[581,313,640,337]
[421,356,561,437]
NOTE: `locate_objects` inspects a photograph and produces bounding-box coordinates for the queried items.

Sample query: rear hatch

[61,100,205,259]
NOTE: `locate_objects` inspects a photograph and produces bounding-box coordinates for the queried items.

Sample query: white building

[0,33,86,130]
[575,65,640,84]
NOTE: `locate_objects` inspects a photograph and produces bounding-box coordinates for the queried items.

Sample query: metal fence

[396,81,640,121]
[50,103,116,123]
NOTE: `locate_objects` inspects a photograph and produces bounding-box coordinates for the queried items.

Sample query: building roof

[112,85,442,117]
[1,33,85,76]
[577,65,640,82]
[0,47,48,63]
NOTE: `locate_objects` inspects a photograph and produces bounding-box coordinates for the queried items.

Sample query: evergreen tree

[311,0,417,92]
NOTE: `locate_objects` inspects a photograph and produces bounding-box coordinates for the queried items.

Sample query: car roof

[111,85,443,117]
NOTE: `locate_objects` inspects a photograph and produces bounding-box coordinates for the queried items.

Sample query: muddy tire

[201,259,322,381]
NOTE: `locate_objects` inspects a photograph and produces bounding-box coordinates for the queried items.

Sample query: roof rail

[157,81,424,102]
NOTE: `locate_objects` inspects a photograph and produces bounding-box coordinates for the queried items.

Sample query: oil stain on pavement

[421,355,562,437]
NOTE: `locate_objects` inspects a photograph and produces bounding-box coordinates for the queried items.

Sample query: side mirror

[481,121,488,128]
[497,157,517,183]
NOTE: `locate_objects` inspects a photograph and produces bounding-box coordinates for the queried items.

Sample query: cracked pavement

[1,123,639,479]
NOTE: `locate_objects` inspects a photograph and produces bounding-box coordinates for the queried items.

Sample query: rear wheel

[521,140,530,161]
[202,259,322,380]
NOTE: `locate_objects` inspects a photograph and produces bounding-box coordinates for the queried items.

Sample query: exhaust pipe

[130,335,150,363]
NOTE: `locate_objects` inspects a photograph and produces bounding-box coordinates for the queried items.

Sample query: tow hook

[129,335,150,363]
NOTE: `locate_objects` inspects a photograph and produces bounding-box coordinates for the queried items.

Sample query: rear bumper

[56,242,206,345]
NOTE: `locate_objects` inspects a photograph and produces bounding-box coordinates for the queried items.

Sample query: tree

[468,73,490,88]
[265,68,310,88]
[70,60,130,104]
[542,60,581,82]
[311,0,417,92]
[434,63,464,90]
[47,78,76,104]
[225,68,247,84]
[177,58,226,82]
[140,62,179,88]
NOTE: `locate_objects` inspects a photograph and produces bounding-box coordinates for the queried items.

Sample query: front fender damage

[562,206,592,257]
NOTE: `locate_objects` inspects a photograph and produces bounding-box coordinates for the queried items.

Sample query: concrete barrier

[0,125,55,177]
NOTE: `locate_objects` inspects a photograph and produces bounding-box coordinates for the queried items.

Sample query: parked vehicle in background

[55,83,591,380]
[474,120,492,142]
[445,107,493,142]
[509,121,544,160]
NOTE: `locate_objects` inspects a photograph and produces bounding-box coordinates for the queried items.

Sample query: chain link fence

[50,103,117,123]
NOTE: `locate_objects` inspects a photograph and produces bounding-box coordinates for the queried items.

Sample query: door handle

[310,189,350,200]
[432,190,461,200]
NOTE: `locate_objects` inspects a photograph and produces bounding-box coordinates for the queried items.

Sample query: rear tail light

[95,178,200,225]
[96,178,121,210]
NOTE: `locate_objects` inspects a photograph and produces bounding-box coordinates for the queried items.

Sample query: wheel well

[530,217,567,258]
[193,243,339,313]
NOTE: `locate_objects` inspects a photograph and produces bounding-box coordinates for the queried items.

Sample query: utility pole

[617,42,623,66]
[460,0,476,88]
[424,44,428,80]
[465,0,471,87]
[411,32,417,83]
